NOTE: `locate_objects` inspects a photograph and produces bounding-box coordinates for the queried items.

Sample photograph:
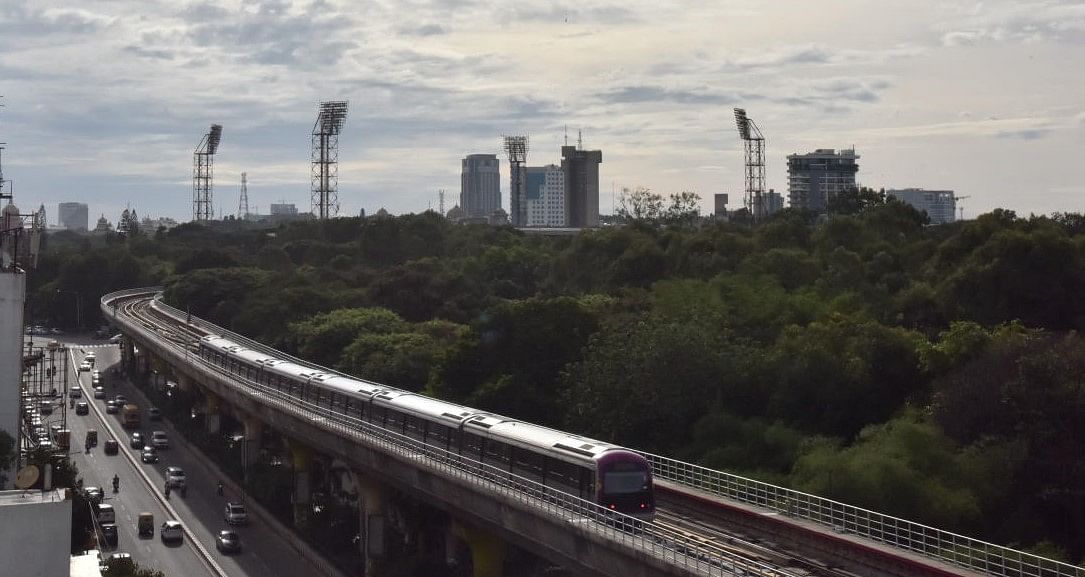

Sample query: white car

[85,353,96,366]
[224,502,248,525]
[160,520,183,542]
[78,362,91,372]
[165,466,186,488]
[151,431,169,449]
[110,334,122,344]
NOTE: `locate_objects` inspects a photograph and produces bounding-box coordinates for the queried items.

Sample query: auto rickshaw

[85,429,98,448]
[138,512,154,537]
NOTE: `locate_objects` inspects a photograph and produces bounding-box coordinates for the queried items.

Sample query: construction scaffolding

[193,124,223,222]
[311,101,349,220]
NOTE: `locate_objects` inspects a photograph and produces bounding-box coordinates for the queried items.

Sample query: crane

[954,195,970,221]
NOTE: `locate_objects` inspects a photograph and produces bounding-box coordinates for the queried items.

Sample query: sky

[1,0,1084,224]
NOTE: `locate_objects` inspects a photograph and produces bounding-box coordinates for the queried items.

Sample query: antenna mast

[733,108,766,220]
[503,135,529,226]
[438,189,446,215]
[193,124,223,222]
[311,101,349,220]
[238,172,249,220]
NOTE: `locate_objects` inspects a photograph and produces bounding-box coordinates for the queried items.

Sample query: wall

[0,272,25,488]
[0,490,72,577]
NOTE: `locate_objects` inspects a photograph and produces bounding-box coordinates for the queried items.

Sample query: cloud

[596,85,732,105]
[401,23,447,36]
[995,128,1052,140]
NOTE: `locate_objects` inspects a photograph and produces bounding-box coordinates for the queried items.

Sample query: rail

[108,290,1085,577]
[638,454,1084,577]
[103,289,794,577]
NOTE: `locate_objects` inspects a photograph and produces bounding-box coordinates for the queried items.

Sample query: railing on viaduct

[106,289,1084,577]
[105,288,792,577]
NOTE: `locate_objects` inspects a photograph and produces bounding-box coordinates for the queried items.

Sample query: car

[140,447,159,463]
[96,503,115,524]
[93,369,101,379]
[113,394,127,404]
[110,334,123,344]
[103,439,119,455]
[148,407,161,421]
[160,520,183,543]
[92,375,100,386]
[151,431,168,449]
[75,402,89,416]
[93,387,105,399]
[224,502,248,525]
[69,387,82,399]
[100,523,118,547]
[106,552,132,569]
[165,466,186,488]
[215,530,241,553]
[84,486,103,504]
[85,353,96,366]
[79,362,91,372]
[50,327,63,335]
[105,401,119,414]
[129,432,143,449]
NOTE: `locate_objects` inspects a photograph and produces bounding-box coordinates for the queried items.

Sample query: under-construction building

[561,145,602,228]
[787,148,860,214]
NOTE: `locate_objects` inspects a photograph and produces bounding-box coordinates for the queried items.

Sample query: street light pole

[56,289,82,329]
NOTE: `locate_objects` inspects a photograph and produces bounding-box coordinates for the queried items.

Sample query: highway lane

[66,341,216,577]
[66,338,326,577]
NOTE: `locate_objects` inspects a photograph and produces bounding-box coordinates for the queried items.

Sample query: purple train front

[595,450,655,519]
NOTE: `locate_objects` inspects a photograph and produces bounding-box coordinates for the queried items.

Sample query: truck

[121,404,140,428]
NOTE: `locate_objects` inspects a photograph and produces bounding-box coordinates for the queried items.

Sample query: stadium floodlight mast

[733,108,766,220]
[193,124,223,222]
[311,101,349,220]
[502,135,529,226]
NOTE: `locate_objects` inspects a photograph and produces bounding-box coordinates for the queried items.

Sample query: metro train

[198,335,655,520]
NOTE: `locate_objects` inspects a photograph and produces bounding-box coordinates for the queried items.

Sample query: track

[111,291,855,577]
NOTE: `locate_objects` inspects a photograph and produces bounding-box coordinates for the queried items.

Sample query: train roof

[382,393,479,425]
[484,419,621,461]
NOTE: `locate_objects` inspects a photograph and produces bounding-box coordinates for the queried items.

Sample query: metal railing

[640,453,1084,577]
[104,290,796,577]
[109,290,1085,577]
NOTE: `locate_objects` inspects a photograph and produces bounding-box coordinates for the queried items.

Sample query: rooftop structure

[0,489,71,575]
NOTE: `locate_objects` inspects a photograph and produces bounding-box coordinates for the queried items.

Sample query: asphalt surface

[63,339,323,577]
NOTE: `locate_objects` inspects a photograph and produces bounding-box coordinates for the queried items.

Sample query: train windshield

[603,471,648,494]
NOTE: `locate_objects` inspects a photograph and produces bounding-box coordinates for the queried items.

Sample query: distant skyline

[1,1,1083,222]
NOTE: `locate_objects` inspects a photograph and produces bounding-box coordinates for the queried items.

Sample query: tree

[663,191,702,227]
[616,186,664,222]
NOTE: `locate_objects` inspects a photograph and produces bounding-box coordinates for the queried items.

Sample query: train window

[405,415,424,440]
[428,423,449,447]
[463,432,483,459]
[371,407,387,427]
[484,440,511,467]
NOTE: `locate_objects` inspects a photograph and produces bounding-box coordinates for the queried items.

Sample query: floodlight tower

[503,135,529,226]
[238,172,249,220]
[193,124,223,222]
[733,108,766,220]
[311,101,349,220]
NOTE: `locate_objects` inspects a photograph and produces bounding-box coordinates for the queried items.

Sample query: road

[63,336,324,577]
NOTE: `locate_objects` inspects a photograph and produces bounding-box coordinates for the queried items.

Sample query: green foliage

[789,411,985,528]
[290,308,406,368]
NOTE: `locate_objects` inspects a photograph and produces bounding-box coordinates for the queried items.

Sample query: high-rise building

[461,154,502,219]
[887,188,956,224]
[561,145,602,228]
[270,203,298,216]
[525,165,566,227]
[786,148,859,213]
[764,189,785,215]
[57,202,88,231]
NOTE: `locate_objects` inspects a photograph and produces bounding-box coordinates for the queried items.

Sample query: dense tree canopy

[25,207,1085,562]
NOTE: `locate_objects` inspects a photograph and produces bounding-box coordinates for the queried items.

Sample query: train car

[195,334,655,520]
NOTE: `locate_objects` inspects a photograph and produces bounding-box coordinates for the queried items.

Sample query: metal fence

[103,289,795,577]
[107,290,1085,577]
[639,453,1084,577]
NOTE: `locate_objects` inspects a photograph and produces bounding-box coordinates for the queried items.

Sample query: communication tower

[238,172,249,220]
[311,101,349,220]
[438,189,446,216]
[193,124,223,222]
[503,135,529,226]
[733,108,766,220]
